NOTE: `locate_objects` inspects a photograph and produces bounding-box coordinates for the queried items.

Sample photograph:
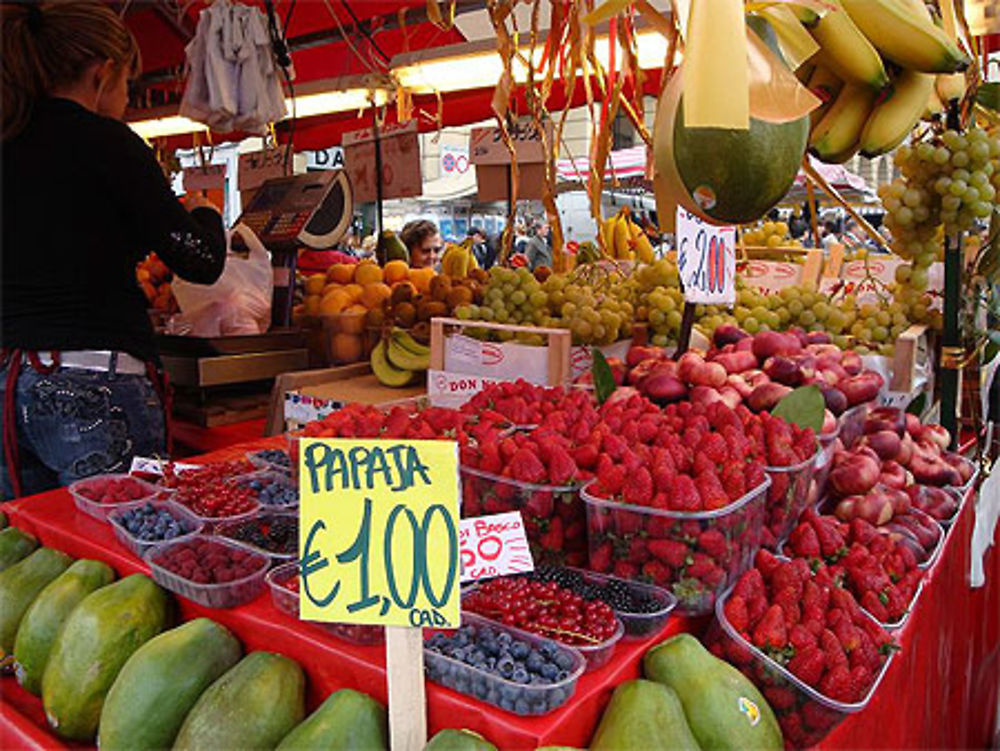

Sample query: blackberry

[224,514,298,554]
[529,565,664,614]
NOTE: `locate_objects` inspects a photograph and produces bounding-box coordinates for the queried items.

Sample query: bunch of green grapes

[541,271,636,345]
[631,259,684,346]
[454,267,550,343]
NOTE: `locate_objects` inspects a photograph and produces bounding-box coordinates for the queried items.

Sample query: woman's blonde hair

[2,1,141,140]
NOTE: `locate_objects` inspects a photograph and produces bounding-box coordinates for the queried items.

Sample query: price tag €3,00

[298,439,461,629]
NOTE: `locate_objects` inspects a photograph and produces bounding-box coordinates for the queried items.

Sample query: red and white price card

[459,512,534,583]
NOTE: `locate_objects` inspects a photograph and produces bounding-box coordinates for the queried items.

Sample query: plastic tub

[762,448,820,550]
[215,510,298,566]
[246,448,292,474]
[108,500,204,558]
[266,562,385,645]
[946,454,979,505]
[68,474,162,521]
[321,311,375,365]
[581,477,770,616]
[906,484,965,528]
[810,428,841,506]
[230,470,299,508]
[706,584,895,748]
[547,566,678,640]
[424,612,585,715]
[461,585,624,672]
[145,535,269,608]
[460,466,587,567]
[168,495,260,531]
[837,404,868,449]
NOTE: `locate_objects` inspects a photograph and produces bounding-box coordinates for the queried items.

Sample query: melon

[653,24,809,228]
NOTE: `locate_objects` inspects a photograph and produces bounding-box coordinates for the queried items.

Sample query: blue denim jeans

[0,364,166,500]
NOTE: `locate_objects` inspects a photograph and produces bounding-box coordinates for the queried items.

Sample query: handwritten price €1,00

[298,440,461,629]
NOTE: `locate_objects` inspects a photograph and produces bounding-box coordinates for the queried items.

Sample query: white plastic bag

[170,223,273,336]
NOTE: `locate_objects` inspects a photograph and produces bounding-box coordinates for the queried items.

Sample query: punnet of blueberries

[251,449,292,469]
[424,620,581,715]
[239,474,298,507]
[119,503,192,542]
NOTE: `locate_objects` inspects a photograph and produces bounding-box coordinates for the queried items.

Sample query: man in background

[525,220,553,270]
[468,226,496,269]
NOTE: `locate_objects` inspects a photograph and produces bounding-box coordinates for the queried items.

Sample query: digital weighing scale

[156,171,354,425]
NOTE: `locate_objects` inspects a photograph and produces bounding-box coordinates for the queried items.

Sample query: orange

[319,289,352,315]
[305,273,327,295]
[339,304,368,334]
[342,283,364,303]
[409,267,436,294]
[321,282,343,297]
[353,260,383,286]
[304,295,321,316]
[329,332,363,363]
[384,259,410,285]
[327,263,355,285]
[360,282,392,309]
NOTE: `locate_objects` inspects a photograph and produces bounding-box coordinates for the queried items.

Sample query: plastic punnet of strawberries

[709,549,896,748]
[783,510,925,626]
[462,576,620,647]
[756,410,819,550]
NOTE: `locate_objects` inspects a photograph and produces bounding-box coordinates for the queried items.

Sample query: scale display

[234,171,353,252]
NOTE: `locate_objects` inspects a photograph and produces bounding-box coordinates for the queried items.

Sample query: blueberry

[499,697,515,712]
[496,632,512,646]
[556,669,569,681]
[539,641,558,659]
[512,667,529,684]
[511,641,530,660]
[539,662,558,680]
[514,697,530,714]
[481,638,499,657]
[525,651,545,673]
[470,649,486,665]
[496,656,515,677]
[554,651,575,671]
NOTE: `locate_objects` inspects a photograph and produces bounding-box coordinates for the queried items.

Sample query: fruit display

[136,252,178,315]
[146,535,270,608]
[783,510,926,626]
[708,550,896,747]
[233,471,299,507]
[13,560,115,695]
[68,474,159,519]
[42,573,171,740]
[530,565,676,638]
[172,651,306,751]
[643,633,784,751]
[599,208,655,262]
[0,547,73,658]
[98,618,242,751]
[742,220,803,249]
[162,462,260,521]
[216,511,298,558]
[423,613,586,715]
[462,575,624,670]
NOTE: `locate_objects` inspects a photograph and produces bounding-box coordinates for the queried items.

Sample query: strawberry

[801,702,839,733]
[696,471,730,510]
[539,516,564,551]
[773,585,802,628]
[724,595,750,632]
[778,713,806,747]
[671,475,702,511]
[613,560,639,580]
[648,539,690,568]
[832,618,860,653]
[789,623,817,650]
[812,516,848,561]
[546,445,578,486]
[819,665,854,702]
[571,443,599,470]
[509,448,546,484]
[788,643,826,686]
[622,466,654,506]
[627,537,649,565]
[771,561,806,600]
[733,568,765,603]
[820,629,848,670]
[789,522,822,558]
[755,549,782,579]
[849,665,872,701]
[861,591,889,622]
[693,452,718,478]
[744,460,766,490]
[852,630,882,672]
[763,686,797,711]
[613,508,643,536]
[523,491,554,520]
[602,433,629,461]
[687,554,724,589]
[641,559,672,586]
[697,529,728,558]
[698,432,730,465]
[596,463,626,495]
[752,605,788,649]
[589,541,613,572]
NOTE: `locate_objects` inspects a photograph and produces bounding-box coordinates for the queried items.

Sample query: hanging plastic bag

[169,223,273,336]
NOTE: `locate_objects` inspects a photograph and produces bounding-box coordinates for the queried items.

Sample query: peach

[711,349,758,374]
[841,351,863,375]
[763,356,803,386]
[806,331,832,345]
[727,373,754,398]
[677,351,705,384]
[752,330,801,361]
[878,460,908,490]
[690,361,728,389]
[829,451,881,496]
[821,409,837,435]
[918,424,951,451]
[626,345,664,368]
[909,455,961,487]
[904,413,922,437]
[690,385,724,408]
[864,430,902,461]
[896,433,915,466]
[943,453,973,483]
[643,372,688,404]
[807,344,843,362]
[865,407,905,437]
[713,324,750,348]
[840,371,884,406]
[735,336,756,353]
[719,386,743,410]
[747,382,793,412]
[818,385,848,416]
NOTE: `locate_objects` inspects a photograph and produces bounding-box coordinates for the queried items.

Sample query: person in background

[1,1,227,500]
[525,220,553,270]
[400,219,442,269]
[468,226,495,269]
[821,221,841,253]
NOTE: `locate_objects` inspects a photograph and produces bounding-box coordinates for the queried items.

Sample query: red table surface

[1,440,998,750]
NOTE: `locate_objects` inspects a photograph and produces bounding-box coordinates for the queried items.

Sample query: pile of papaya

[1,513,781,751]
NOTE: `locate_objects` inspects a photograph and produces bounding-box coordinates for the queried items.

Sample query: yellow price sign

[298,439,461,628]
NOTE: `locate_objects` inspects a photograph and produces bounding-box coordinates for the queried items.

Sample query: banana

[601,217,616,256]
[807,65,845,126]
[441,244,476,277]
[859,69,936,157]
[391,328,430,356]
[936,72,966,104]
[371,339,415,387]
[633,231,655,264]
[810,83,879,163]
[387,335,430,372]
[612,214,632,260]
[839,0,971,73]
[804,0,889,90]
[925,85,945,118]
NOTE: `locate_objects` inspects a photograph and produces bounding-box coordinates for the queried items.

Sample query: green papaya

[644,633,783,751]
[277,688,387,751]
[13,559,115,694]
[42,573,170,740]
[0,547,73,662]
[590,680,701,751]
[0,509,7,528]
[0,526,38,571]
[99,618,242,751]
[424,729,498,751]
[174,651,305,751]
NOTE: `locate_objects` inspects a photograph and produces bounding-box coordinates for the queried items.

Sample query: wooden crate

[891,324,934,394]
[738,247,824,292]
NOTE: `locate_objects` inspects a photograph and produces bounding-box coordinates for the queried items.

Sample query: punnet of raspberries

[74,475,155,505]
[708,549,896,748]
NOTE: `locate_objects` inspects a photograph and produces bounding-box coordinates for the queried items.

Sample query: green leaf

[772,385,825,434]
[592,349,617,405]
[977,82,1000,113]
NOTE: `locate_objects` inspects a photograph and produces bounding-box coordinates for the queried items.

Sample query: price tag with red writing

[459,512,534,583]
[676,207,736,305]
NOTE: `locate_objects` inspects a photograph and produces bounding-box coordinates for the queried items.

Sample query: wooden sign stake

[386,626,427,751]
[676,300,697,356]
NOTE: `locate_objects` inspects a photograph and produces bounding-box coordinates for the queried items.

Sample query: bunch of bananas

[371,328,430,387]
[600,208,656,263]
[793,0,969,164]
[440,239,479,278]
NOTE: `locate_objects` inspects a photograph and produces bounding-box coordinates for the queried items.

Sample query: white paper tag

[459,512,534,583]
[284,392,343,427]
[129,456,201,476]
[676,207,736,305]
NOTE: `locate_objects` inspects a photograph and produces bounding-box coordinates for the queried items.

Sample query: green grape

[743,316,760,334]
